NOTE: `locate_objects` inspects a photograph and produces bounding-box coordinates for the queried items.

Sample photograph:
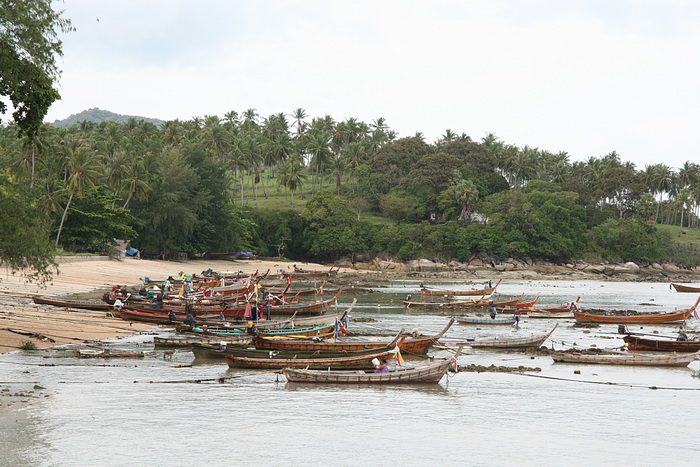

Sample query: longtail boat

[550,350,699,367]
[445,324,558,349]
[193,342,395,360]
[154,336,252,347]
[573,299,698,324]
[670,283,700,293]
[403,297,492,310]
[527,311,573,319]
[188,322,338,339]
[32,295,113,311]
[420,279,502,297]
[282,346,463,384]
[264,295,339,317]
[283,267,340,278]
[456,316,517,325]
[622,335,700,352]
[253,318,455,354]
[225,347,397,370]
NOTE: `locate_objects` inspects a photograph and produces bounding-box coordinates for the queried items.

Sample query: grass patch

[655,224,700,247]
[20,341,37,350]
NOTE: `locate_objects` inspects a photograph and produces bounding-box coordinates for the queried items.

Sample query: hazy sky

[44,0,700,170]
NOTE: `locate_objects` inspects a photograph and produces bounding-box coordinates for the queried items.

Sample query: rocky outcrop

[339,256,700,281]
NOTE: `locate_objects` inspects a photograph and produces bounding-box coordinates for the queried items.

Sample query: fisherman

[513,310,521,327]
[168,311,177,323]
[677,328,689,341]
[246,321,258,336]
[489,301,498,320]
[374,358,389,373]
[184,313,197,327]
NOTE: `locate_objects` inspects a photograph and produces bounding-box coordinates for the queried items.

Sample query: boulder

[623,262,640,272]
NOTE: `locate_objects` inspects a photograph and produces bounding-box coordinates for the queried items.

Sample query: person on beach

[513,310,521,327]
[489,301,497,319]
[184,313,197,327]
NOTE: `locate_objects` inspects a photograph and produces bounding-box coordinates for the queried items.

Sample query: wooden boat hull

[420,279,502,297]
[671,283,700,293]
[253,318,455,354]
[154,336,252,347]
[283,359,455,384]
[225,348,396,370]
[456,317,517,325]
[448,324,558,349]
[550,351,699,367]
[32,295,113,311]
[193,343,391,360]
[404,299,491,310]
[573,309,693,324]
[623,335,700,352]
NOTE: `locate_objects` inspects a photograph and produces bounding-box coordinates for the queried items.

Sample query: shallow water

[2,279,700,466]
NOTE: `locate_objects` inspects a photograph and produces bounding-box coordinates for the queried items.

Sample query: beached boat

[420,279,502,297]
[573,303,697,325]
[193,342,394,360]
[77,348,145,358]
[263,295,339,317]
[282,346,463,384]
[225,347,397,370]
[32,295,113,311]
[188,322,338,339]
[153,336,252,347]
[456,316,517,325]
[670,283,700,293]
[527,311,573,319]
[403,297,492,310]
[446,324,558,349]
[622,335,700,352]
[283,267,340,278]
[253,318,455,354]
[550,350,699,367]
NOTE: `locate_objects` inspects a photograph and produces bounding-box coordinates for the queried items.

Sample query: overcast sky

[44,0,700,170]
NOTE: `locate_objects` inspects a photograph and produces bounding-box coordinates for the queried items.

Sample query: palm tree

[55,147,100,247]
[306,130,332,194]
[121,159,151,209]
[677,188,694,236]
[292,108,308,139]
[278,157,306,206]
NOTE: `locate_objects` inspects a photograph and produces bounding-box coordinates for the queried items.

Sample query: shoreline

[0,257,341,354]
[1,256,697,354]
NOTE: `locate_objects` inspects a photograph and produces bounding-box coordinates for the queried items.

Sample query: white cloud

[44,0,700,169]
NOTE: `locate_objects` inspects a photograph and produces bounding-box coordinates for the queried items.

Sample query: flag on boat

[389,345,404,365]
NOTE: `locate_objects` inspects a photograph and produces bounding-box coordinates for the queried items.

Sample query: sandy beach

[0,256,339,354]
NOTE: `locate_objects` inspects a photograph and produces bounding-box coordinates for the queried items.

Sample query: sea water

[1,279,699,466]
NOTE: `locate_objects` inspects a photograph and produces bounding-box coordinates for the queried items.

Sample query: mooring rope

[506,371,700,390]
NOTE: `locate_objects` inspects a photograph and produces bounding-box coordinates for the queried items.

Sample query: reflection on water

[1,279,700,466]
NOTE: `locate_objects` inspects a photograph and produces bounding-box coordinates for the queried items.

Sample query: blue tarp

[234,251,255,258]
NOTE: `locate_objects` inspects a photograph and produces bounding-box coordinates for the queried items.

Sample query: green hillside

[50,108,164,127]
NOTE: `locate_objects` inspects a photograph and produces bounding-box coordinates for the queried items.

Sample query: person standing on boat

[513,310,521,327]
[489,301,498,320]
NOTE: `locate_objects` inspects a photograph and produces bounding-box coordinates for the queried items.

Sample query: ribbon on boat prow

[450,345,464,373]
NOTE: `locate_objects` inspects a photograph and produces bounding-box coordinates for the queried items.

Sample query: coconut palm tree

[55,147,100,246]
[121,159,151,209]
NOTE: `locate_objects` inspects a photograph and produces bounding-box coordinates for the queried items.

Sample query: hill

[50,108,164,127]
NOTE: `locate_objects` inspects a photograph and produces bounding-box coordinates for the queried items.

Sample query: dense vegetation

[2,111,700,278]
[2,1,700,284]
